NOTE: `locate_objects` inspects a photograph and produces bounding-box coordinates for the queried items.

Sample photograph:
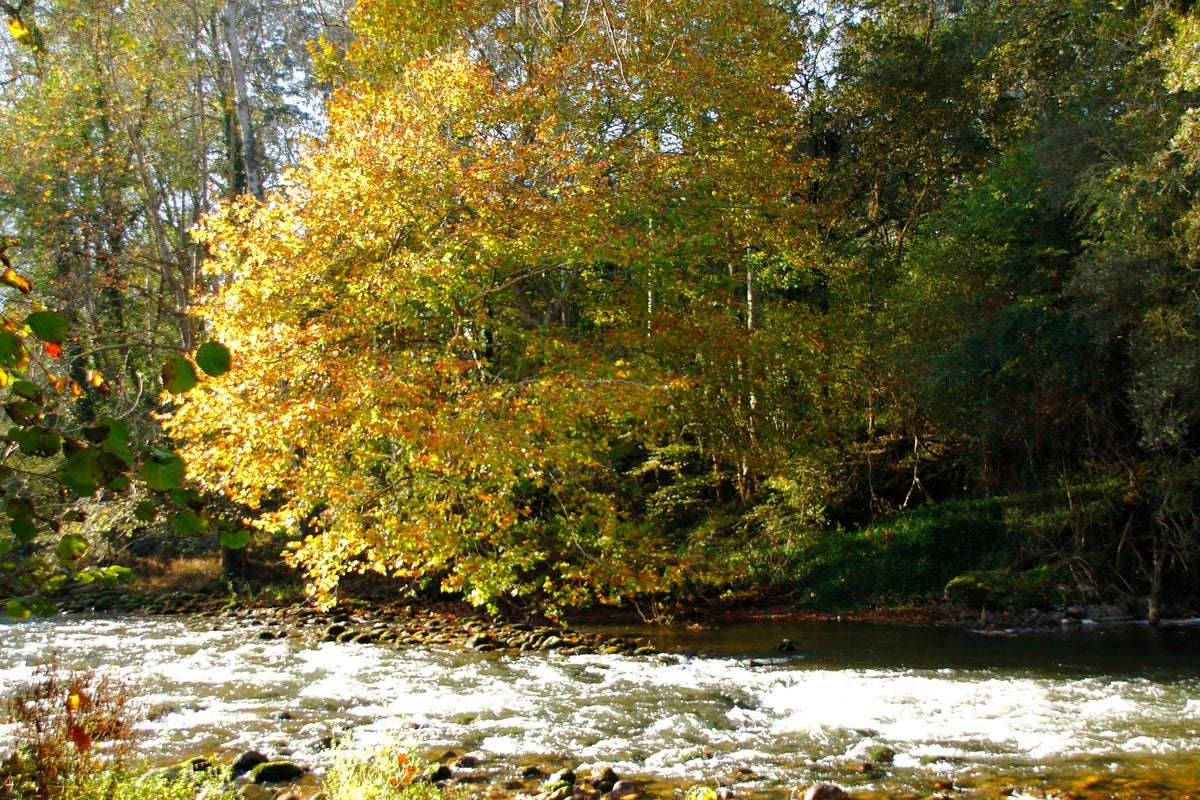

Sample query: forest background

[0,0,1198,624]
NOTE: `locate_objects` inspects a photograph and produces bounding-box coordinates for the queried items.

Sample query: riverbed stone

[803,783,850,800]
[236,785,274,800]
[591,766,620,786]
[426,764,453,783]
[609,780,638,798]
[249,759,307,784]
[231,750,269,776]
[546,768,577,787]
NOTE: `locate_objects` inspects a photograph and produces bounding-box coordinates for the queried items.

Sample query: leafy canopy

[170,0,816,613]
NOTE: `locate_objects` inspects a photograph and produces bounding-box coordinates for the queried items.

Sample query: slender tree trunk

[746,258,760,331]
[220,0,264,201]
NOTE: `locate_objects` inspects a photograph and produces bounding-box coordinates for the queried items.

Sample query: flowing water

[3,613,1200,798]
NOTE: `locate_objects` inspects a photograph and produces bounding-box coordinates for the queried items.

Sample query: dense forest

[1,0,1198,622]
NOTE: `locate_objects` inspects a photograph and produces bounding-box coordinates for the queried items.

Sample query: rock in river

[248,760,308,784]
[803,783,850,800]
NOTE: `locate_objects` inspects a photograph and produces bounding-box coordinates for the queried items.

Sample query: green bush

[944,564,1067,611]
[780,498,1014,609]
[58,768,238,800]
[323,743,457,800]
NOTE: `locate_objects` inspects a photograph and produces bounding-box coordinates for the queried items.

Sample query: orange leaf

[43,341,62,358]
[1,268,30,294]
[87,370,109,397]
[68,725,92,751]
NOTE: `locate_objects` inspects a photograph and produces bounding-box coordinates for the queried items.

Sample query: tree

[0,0,344,614]
[169,0,819,614]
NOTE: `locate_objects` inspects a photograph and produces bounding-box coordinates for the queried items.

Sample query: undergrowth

[323,743,458,800]
[2,659,137,800]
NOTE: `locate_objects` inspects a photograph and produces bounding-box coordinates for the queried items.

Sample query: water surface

[2,614,1199,798]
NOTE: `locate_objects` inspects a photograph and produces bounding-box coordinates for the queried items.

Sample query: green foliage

[25,311,68,346]
[323,743,456,800]
[782,500,1012,609]
[160,357,199,395]
[56,769,239,800]
[0,249,233,617]
[944,565,1068,612]
[194,342,232,378]
[3,0,1198,615]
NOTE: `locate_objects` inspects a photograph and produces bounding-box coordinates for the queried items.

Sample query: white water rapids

[3,614,1200,797]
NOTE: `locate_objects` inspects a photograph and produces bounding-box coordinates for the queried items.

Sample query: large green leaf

[11,380,41,403]
[144,450,186,491]
[161,356,198,394]
[133,499,158,522]
[195,341,232,377]
[0,331,23,368]
[171,508,208,535]
[5,598,30,620]
[8,426,62,457]
[58,450,100,496]
[10,517,37,543]
[220,529,252,549]
[99,564,133,584]
[5,497,35,518]
[55,533,88,561]
[5,400,40,425]
[25,310,68,345]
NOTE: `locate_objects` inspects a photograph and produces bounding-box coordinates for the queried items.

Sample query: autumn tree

[169,0,821,614]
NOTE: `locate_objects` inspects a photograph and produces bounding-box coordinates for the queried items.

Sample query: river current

[2,614,1200,798]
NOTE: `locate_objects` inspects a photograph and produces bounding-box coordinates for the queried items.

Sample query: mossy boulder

[248,760,307,784]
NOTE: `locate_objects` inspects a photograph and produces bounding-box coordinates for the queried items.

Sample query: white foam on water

[3,614,1200,792]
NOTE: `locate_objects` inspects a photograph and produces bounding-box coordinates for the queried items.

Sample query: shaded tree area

[0,0,350,612]
[3,0,1199,620]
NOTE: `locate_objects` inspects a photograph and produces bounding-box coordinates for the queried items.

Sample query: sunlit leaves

[170,508,207,535]
[143,449,186,491]
[1,268,32,293]
[0,332,26,369]
[168,0,816,613]
[5,598,31,620]
[219,529,251,549]
[54,534,88,562]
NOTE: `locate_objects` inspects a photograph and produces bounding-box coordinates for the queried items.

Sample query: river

[2,613,1200,798]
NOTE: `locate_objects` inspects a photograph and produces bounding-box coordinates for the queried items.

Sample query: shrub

[57,768,238,800]
[783,498,1013,609]
[2,659,138,800]
[323,743,457,800]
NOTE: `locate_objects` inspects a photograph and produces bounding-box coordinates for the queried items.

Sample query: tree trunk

[220,0,264,201]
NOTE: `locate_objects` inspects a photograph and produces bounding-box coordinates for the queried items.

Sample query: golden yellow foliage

[169,0,814,612]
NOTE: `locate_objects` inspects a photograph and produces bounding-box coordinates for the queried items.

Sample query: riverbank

[54,570,1183,635]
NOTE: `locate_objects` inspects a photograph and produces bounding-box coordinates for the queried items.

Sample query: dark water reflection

[591,618,1200,677]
